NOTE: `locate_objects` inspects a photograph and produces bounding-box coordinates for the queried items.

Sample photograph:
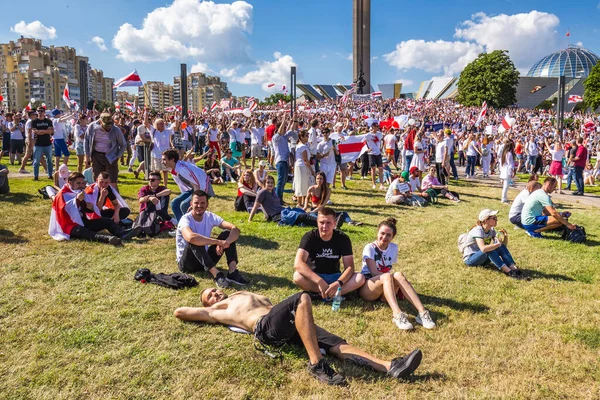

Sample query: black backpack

[562,225,586,244]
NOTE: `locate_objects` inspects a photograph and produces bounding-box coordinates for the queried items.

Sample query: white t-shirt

[435,141,447,163]
[172,160,210,192]
[408,176,420,192]
[527,141,539,156]
[250,127,264,145]
[25,119,34,140]
[295,143,310,167]
[361,242,398,275]
[317,139,335,166]
[197,124,208,137]
[509,189,530,219]
[465,141,478,157]
[182,126,194,142]
[8,121,24,140]
[384,134,397,150]
[74,124,85,144]
[364,132,383,155]
[550,149,565,161]
[463,226,497,261]
[308,127,320,155]
[150,127,173,158]
[52,119,66,140]
[176,211,224,261]
[229,128,244,143]
[208,128,219,142]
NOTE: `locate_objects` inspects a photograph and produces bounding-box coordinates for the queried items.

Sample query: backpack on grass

[561,225,586,244]
[458,232,469,253]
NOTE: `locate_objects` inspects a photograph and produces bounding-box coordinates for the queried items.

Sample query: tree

[261,93,292,105]
[457,50,520,109]
[583,63,600,112]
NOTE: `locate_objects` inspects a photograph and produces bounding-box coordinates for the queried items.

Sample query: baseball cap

[478,209,499,222]
[400,171,409,181]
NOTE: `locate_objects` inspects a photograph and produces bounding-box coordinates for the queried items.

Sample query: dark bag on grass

[134,268,198,289]
[561,225,586,244]
[234,195,247,212]
[132,210,161,236]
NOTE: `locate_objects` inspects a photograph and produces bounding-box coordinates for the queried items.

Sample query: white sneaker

[392,312,414,330]
[415,310,436,329]
[372,184,377,189]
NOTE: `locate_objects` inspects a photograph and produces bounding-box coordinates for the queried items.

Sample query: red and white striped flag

[371,91,382,97]
[210,101,218,112]
[249,101,257,111]
[63,83,71,109]
[220,99,230,109]
[267,83,275,88]
[125,101,136,112]
[331,133,368,164]
[175,105,182,111]
[475,101,487,127]
[247,96,255,104]
[568,95,583,104]
[202,107,208,113]
[114,70,143,88]
[498,113,514,134]
[278,99,285,107]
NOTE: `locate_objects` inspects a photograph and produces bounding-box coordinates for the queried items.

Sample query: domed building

[526,45,599,78]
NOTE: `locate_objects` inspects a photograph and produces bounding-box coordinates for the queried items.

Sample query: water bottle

[331,287,343,312]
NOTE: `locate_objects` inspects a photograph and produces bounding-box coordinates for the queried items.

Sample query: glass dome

[526,46,599,78]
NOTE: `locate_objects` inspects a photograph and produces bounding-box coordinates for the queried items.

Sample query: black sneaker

[120,226,142,241]
[388,349,422,379]
[214,272,230,289]
[226,270,249,285]
[307,359,346,386]
[507,270,527,280]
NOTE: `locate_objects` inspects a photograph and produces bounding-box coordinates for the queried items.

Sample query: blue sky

[2,0,600,98]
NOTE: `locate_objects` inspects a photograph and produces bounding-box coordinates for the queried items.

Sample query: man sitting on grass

[521,177,575,238]
[48,172,140,245]
[293,207,365,299]
[173,289,422,386]
[85,171,131,223]
[176,190,248,288]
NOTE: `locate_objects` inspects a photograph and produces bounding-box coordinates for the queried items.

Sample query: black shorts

[369,154,383,168]
[254,292,346,353]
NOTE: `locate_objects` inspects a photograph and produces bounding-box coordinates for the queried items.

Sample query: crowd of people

[1,96,598,385]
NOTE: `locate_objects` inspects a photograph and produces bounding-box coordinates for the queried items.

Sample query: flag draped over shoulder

[48,186,83,241]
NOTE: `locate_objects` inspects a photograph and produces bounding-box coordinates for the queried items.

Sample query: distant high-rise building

[140,81,174,111]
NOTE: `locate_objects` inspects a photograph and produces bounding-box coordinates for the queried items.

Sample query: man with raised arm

[174,289,422,386]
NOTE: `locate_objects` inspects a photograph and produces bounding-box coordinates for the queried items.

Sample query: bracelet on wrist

[336,280,344,287]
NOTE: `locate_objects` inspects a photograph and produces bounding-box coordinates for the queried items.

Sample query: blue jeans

[466,155,476,176]
[33,145,53,179]
[276,161,288,202]
[465,245,515,270]
[449,151,458,179]
[404,154,413,172]
[565,167,575,189]
[574,166,584,194]
[171,190,193,221]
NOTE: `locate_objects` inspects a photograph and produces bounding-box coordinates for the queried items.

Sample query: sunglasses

[488,216,498,220]
[149,178,160,182]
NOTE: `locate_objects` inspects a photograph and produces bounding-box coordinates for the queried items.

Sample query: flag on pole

[210,101,218,112]
[498,113,515,134]
[125,101,136,112]
[113,70,143,88]
[475,101,487,127]
[331,133,368,164]
[267,83,275,88]
[63,83,71,109]
[568,95,583,103]
[70,100,80,112]
[249,101,257,111]
[371,91,382,97]
[202,107,208,113]
[247,96,255,104]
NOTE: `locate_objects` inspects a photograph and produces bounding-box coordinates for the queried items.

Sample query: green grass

[1,163,600,399]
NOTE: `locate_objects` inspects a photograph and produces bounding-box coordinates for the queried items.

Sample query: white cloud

[335,52,352,61]
[384,11,560,77]
[371,56,378,61]
[90,36,108,52]
[191,62,212,73]
[219,67,238,78]
[232,52,297,90]
[384,39,483,76]
[11,20,57,39]
[112,0,253,63]
[395,78,414,87]
[454,11,560,68]
[576,41,584,47]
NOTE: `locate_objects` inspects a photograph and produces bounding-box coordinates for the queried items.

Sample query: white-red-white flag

[331,133,368,164]
[568,95,583,104]
[202,107,208,114]
[249,101,257,111]
[247,96,255,104]
[210,101,218,112]
[475,101,487,127]
[371,91,382,97]
[498,113,514,134]
[63,83,71,109]
[114,70,143,88]
[125,101,136,112]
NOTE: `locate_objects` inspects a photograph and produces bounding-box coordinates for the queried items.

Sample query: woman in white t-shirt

[359,218,435,331]
[498,140,515,203]
[208,122,221,159]
[293,130,313,207]
[409,132,426,171]
[464,134,480,178]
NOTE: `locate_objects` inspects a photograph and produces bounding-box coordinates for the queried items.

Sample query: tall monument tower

[353,0,370,94]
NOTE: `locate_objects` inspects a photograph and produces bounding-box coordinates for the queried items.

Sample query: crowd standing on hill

[1,97,597,385]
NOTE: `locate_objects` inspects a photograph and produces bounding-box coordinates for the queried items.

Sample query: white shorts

[151,157,169,172]
[251,144,262,158]
[319,163,336,185]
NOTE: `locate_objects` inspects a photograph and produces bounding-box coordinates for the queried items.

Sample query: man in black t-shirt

[565,139,578,191]
[293,207,365,299]
[31,108,54,180]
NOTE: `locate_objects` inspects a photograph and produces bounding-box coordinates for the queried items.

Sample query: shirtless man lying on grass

[174,289,422,386]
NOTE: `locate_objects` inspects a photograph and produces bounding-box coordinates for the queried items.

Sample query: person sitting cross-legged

[174,290,423,386]
[293,207,365,299]
[359,218,436,331]
[176,190,248,288]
